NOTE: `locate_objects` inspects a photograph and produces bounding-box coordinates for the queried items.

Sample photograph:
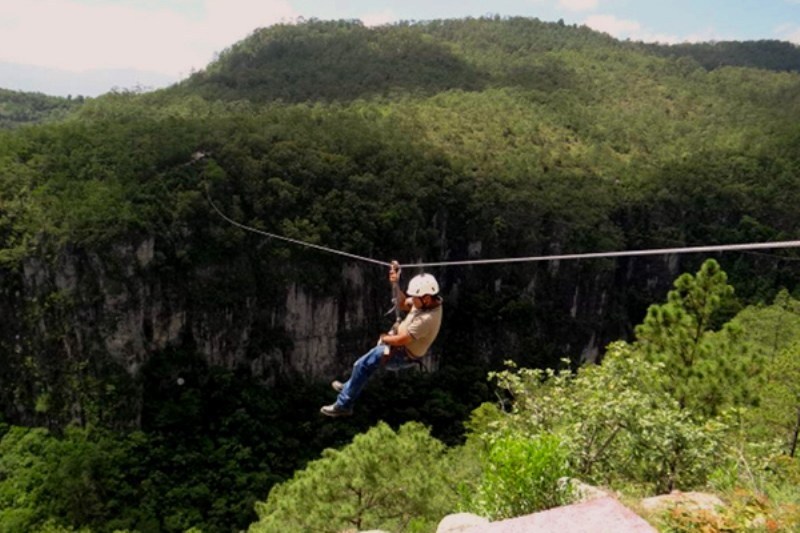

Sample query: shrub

[464,432,572,520]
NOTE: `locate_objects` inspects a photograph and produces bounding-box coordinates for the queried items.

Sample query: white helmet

[407,273,440,297]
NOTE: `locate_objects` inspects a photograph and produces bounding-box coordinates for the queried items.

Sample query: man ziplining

[320,265,443,417]
[205,187,800,417]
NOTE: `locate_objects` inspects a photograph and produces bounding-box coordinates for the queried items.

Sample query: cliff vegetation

[0,17,799,532]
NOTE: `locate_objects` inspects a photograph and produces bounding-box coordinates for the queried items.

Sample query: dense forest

[641,39,800,72]
[0,17,799,532]
[0,88,84,129]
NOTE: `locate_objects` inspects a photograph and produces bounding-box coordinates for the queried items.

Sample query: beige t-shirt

[398,303,443,357]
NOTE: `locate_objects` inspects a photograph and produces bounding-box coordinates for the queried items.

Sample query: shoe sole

[320,407,352,417]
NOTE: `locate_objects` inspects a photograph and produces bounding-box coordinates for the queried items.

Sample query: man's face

[412,295,434,309]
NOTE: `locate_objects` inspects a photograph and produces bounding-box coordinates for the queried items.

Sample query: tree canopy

[0,88,84,129]
[1,16,800,533]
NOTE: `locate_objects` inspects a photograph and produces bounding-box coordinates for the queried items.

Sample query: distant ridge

[0,87,82,128]
[175,17,621,103]
[175,18,800,105]
[0,61,179,98]
[641,39,800,72]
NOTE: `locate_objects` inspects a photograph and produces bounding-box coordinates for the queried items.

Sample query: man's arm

[389,263,412,312]
[380,331,412,347]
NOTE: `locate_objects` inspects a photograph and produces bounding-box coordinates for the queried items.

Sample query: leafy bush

[463,432,572,520]
[732,292,800,456]
[0,426,140,533]
[486,341,731,493]
[655,487,800,533]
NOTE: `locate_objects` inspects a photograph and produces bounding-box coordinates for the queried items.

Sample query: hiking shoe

[331,380,344,393]
[320,403,353,417]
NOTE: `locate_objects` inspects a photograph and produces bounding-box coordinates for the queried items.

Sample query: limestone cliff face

[0,234,681,425]
[282,282,339,380]
[12,237,381,377]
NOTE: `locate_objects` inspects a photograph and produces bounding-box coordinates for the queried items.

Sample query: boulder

[558,477,615,502]
[454,497,656,532]
[640,490,725,514]
[437,512,491,532]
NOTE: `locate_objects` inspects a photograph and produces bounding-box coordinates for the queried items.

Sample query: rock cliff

[0,233,684,426]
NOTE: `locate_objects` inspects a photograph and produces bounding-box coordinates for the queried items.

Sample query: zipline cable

[399,240,800,269]
[205,188,392,268]
[206,188,800,270]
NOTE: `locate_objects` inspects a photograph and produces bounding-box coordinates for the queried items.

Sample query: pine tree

[634,259,758,418]
[733,291,800,455]
[248,421,459,533]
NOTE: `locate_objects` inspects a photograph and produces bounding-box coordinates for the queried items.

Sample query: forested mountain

[643,39,800,72]
[0,88,84,128]
[0,17,799,532]
[177,18,800,103]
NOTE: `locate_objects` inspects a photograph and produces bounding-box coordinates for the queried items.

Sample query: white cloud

[0,0,298,77]
[775,23,800,44]
[583,14,719,44]
[361,10,396,27]
[558,0,598,12]
[203,0,297,46]
[583,14,639,35]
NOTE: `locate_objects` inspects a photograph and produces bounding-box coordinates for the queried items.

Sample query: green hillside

[0,88,84,129]
[178,18,800,102]
[642,39,800,72]
[0,17,799,533]
[6,18,800,275]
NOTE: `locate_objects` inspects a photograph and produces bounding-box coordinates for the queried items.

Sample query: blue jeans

[335,344,420,409]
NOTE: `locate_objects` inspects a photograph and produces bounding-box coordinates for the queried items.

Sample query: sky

[1,0,799,97]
